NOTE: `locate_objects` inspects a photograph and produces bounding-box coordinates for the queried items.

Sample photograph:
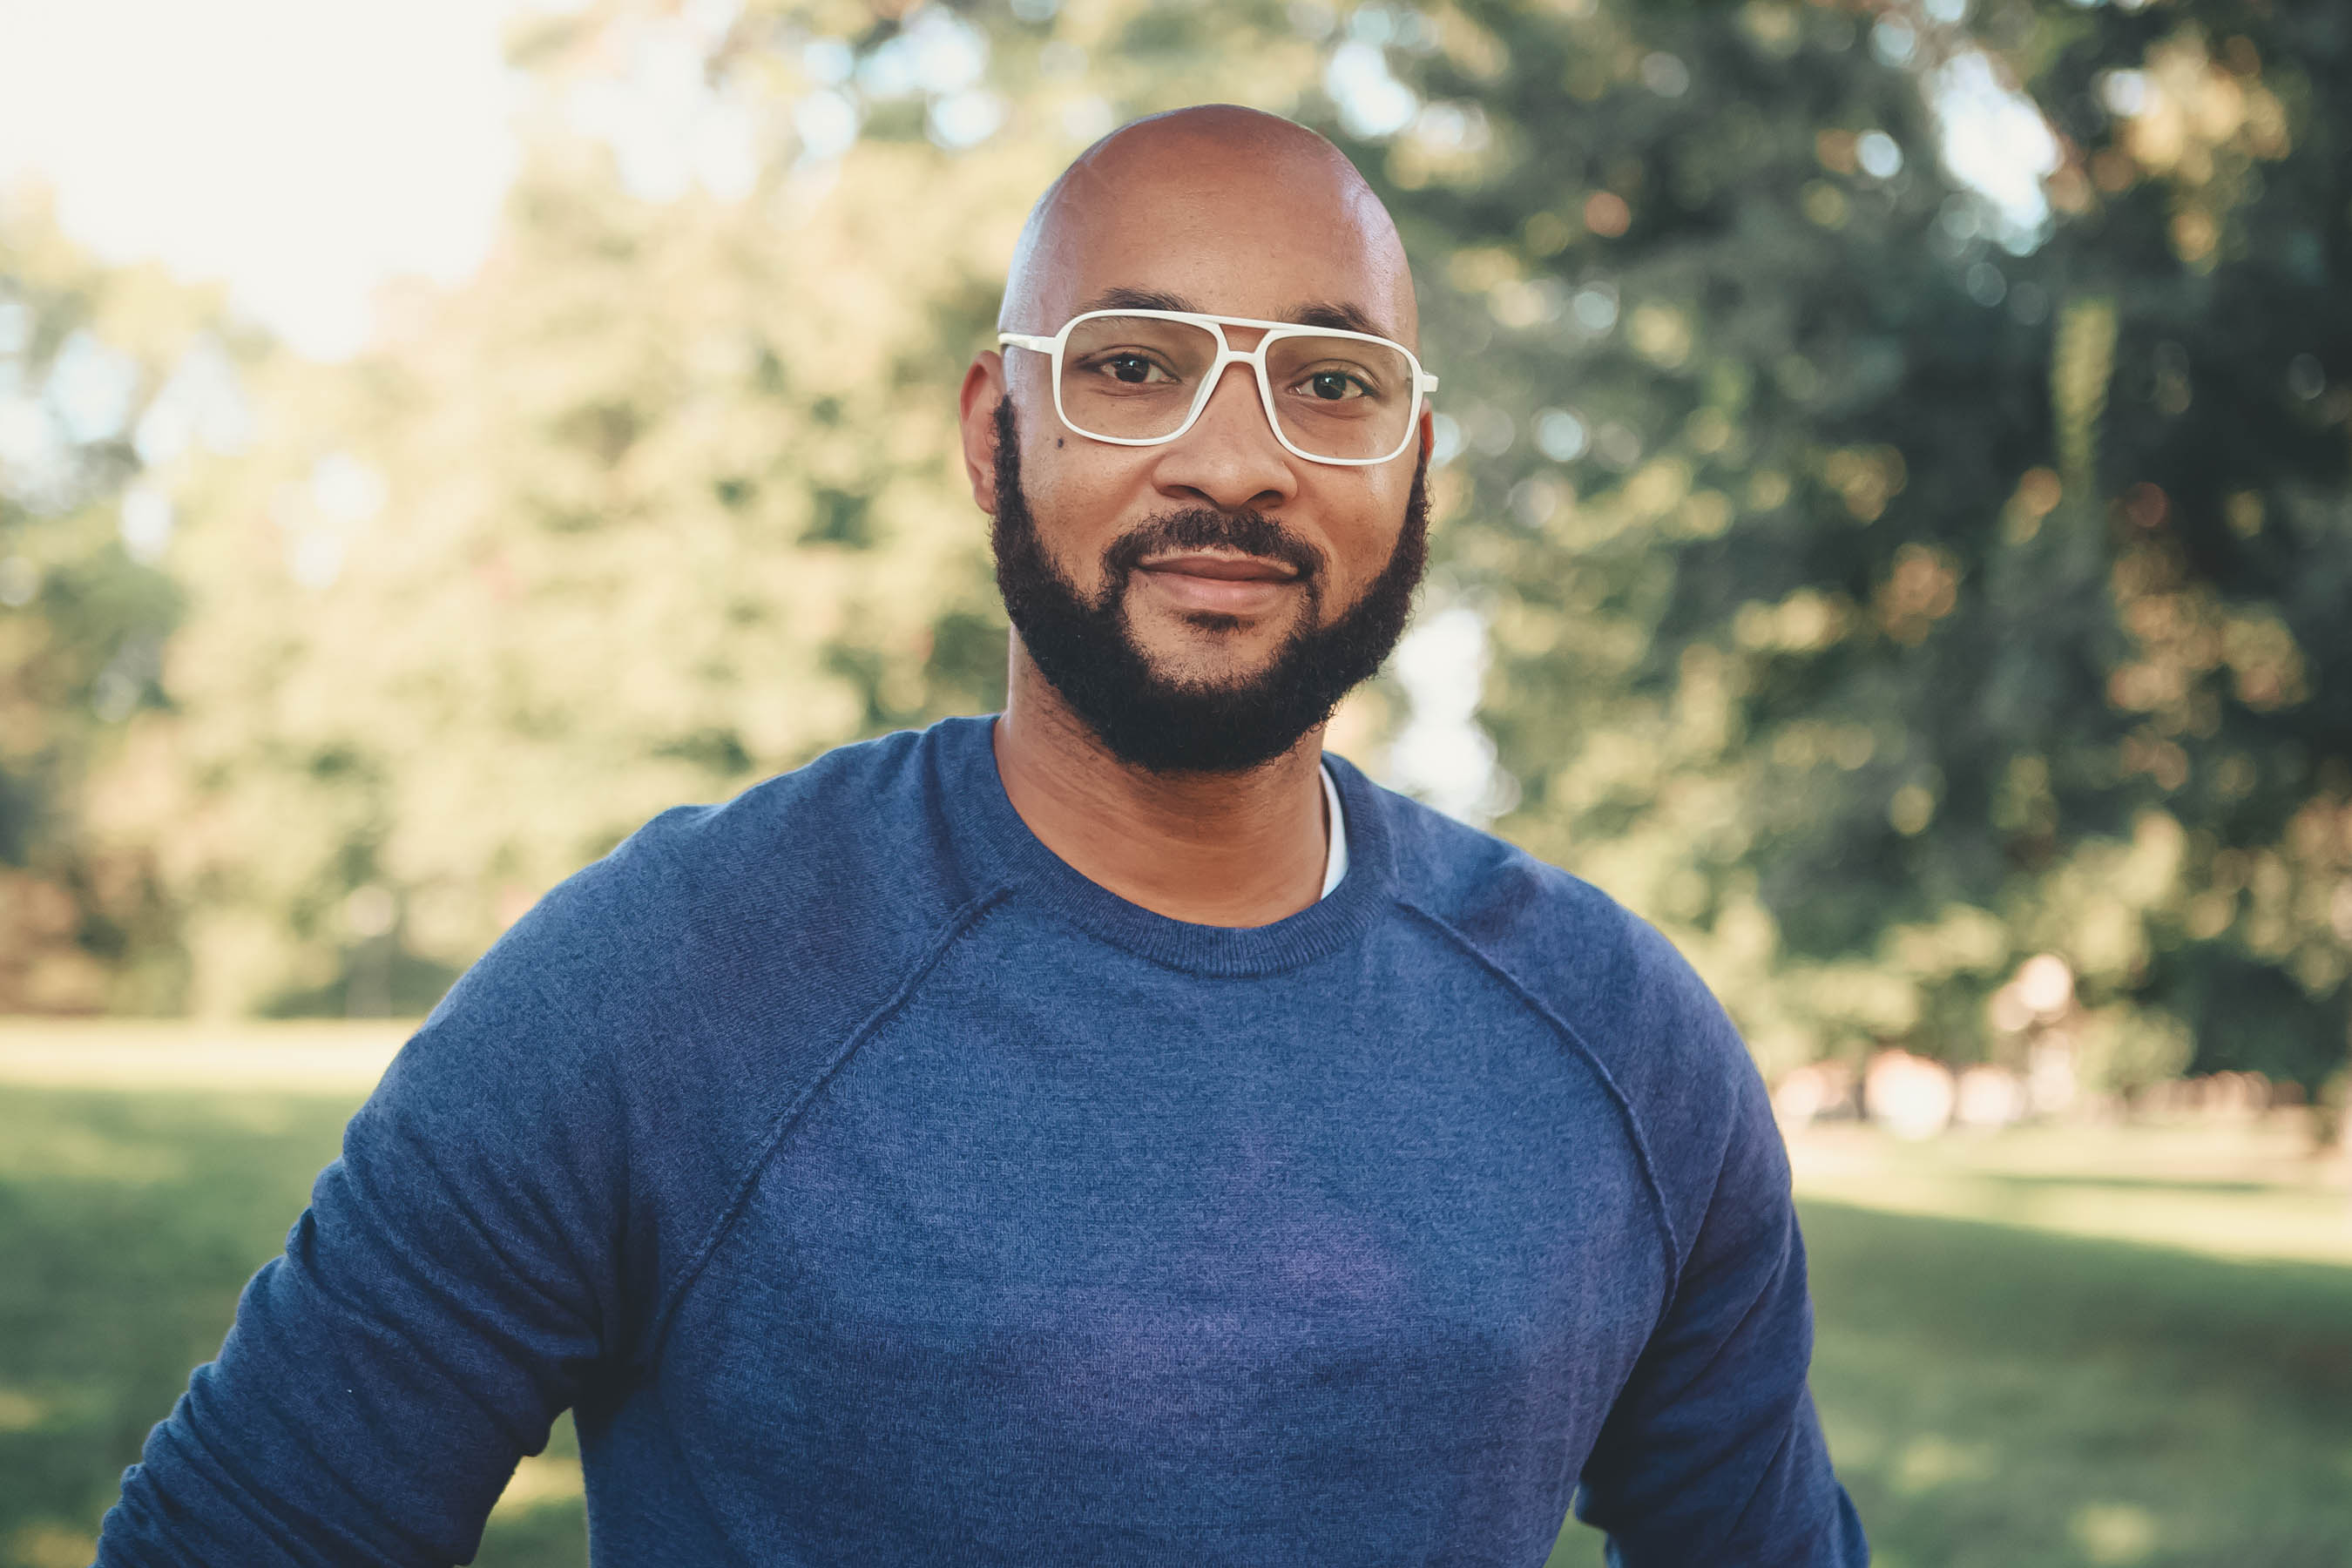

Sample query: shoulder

[1368,777,1765,1260]
[1375,778,1726,1071]
[598,721,967,903]
[378,723,997,1309]
[534,720,980,985]
[398,723,987,1141]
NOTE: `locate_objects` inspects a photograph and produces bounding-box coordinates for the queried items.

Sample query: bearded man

[98,105,1867,1566]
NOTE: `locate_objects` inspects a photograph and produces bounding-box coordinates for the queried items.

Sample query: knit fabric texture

[98,715,1867,1566]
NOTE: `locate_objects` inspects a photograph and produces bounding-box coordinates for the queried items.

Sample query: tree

[44,0,2350,1099]
[0,194,241,1012]
[1349,0,2349,1092]
[123,0,1329,1014]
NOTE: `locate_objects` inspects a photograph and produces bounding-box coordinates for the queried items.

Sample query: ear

[958,351,1009,514]
[1416,402,1436,462]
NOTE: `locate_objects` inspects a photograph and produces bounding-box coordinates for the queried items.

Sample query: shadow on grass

[1793,1199,2352,1568]
[1551,1200,2352,1568]
[8,1087,2348,1568]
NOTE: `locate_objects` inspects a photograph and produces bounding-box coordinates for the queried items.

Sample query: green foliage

[78,0,1322,1016]
[1342,0,2352,1085]
[0,200,233,1015]
[3,0,2346,1088]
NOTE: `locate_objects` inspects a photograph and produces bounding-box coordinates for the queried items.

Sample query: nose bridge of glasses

[1211,316,1273,353]
[1183,350,1285,443]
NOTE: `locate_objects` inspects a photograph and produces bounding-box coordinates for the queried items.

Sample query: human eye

[1293,368,1369,402]
[1284,362,1383,405]
[1077,348,1181,387]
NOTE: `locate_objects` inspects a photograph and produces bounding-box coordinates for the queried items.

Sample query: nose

[1147,358,1298,515]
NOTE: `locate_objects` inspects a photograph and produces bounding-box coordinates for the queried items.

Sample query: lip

[1135,551,1301,582]
[1132,552,1304,617]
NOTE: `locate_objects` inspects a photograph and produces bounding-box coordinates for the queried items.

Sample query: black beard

[990,397,1429,774]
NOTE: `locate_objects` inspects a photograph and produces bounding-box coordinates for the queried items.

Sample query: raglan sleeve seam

[637,883,1017,1362]
[1395,896,1690,1298]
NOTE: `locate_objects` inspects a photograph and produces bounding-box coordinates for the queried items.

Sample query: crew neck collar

[932,714,1396,977]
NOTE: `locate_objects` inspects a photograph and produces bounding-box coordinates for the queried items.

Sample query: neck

[992,638,1330,927]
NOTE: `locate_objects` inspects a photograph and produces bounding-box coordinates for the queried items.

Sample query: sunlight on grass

[1889,1435,1996,1497]
[1787,1119,2352,1266]
[0,1020,409,1095]
[2070,1502,2159,1564]
[491,1454,586,1520]
[7,1521,98,1568]
[0,1390,44,1433]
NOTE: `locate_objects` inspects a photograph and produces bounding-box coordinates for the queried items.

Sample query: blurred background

[2,0,2349,1563]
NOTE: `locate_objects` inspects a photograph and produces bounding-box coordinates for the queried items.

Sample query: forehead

[1024,157,1417,346]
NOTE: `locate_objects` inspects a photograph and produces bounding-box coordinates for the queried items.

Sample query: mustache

[1099,508,1325,587]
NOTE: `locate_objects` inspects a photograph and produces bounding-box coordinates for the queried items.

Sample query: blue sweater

[99,716,1865,1566]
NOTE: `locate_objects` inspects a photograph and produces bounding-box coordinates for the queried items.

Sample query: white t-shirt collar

[1318,761,1348,899]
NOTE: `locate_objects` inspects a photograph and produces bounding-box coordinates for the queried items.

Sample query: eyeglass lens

[1058,314,1414,462]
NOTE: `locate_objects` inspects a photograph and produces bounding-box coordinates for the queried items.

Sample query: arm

[96,903,634,1566]
[1572,1059,1868,1566]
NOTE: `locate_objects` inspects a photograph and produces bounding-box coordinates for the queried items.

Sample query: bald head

[998,105,1418,349]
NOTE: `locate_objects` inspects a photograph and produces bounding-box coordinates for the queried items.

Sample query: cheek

[1312,476,1411,586]
[1024,451,1153,585]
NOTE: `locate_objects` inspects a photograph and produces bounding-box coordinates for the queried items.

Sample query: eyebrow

[1286,301,1386,336]
[1075,287,1394,340]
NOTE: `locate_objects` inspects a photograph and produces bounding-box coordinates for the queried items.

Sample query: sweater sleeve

[1570,1044,1867,1567]
[94,898,636,1567]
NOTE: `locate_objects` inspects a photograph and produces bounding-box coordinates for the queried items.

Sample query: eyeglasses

[997,308,1437,467]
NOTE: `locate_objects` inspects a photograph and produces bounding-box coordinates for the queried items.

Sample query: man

[99,105,1866,1565]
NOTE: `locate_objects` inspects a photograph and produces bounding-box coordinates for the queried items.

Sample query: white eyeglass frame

[997,308,1438,468]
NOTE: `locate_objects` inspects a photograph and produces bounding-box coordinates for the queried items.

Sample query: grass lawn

[4,1035,2349,1567]
[0,1074,591,1568]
